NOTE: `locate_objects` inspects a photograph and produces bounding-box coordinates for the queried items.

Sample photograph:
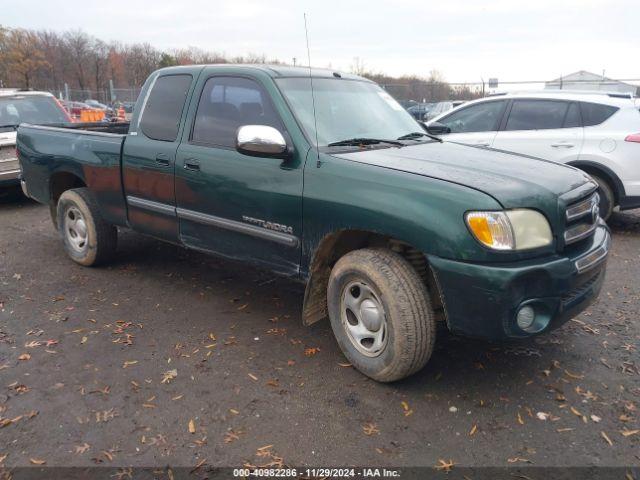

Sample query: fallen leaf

[620,429,639,437]
[18,353,31,361]
[435,459,455,472]
[401,401,413,417]
[248,373,258,381]
[30,458,46,465]
[188,419,196,434]
[224,430,241,443]
[0,454,6,463]
[304,347,320,357]
[362,423,379,435]
[601,431,613,446]
[518,412,525,424]
[74,443,90,454]
[590,414,601,423]
[122,360,138,368]
[564,369,584,380]
[161,369,178,384]
[507,457,531,463]
[338,362,352,367]
[469,424,478,436]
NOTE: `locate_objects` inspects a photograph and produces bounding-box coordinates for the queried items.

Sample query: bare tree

[2,29,49,88]
[65,30,92,91]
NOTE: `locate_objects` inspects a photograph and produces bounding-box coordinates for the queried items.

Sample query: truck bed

[17,122,131,227]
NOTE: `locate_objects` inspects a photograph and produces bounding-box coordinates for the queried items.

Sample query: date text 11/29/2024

[232,468,401,477]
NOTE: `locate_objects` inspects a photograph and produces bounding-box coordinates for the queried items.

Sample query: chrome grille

[564,192,599,246]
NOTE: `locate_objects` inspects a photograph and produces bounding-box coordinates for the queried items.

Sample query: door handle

[183,159,201,171]
[551,142,575,148]
[155,154,170,166]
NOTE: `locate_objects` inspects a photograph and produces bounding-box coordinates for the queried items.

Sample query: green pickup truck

[17,65,610,382]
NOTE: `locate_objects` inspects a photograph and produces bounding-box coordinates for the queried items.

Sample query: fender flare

[567,160,625,202]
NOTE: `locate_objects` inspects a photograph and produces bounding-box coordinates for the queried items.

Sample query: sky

[2,0,639,85]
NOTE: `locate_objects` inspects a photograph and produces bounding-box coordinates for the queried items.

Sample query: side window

[505,100,568,131]
[439,100,505,133]
[139,74,192,142]
[580,102,619,126]
[191,76,282,148]
[563,102,582,128]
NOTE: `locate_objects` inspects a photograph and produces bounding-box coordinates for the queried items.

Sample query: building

[545,71,639,96]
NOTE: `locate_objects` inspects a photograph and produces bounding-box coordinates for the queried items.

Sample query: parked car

[406,103,433,120]
[60,100,89,120]
[424,100,465,121]
[425,91,640,219]
[17,65,609,382]
[1,90,71,188]
[84,99,109,111]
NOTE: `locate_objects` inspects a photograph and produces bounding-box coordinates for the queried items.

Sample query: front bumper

[0,158,20,187]
[429,223,610,340]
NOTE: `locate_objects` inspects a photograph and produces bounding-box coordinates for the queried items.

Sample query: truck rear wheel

[327,248,436,382]
[57,188,117,266]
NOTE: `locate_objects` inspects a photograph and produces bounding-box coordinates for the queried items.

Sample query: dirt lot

[0,191,639,474]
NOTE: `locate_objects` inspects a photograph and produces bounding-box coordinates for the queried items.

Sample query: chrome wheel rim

[340,280,387,357]
[64,207,88,253]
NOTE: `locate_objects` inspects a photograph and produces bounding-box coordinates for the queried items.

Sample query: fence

[53,86,143,105]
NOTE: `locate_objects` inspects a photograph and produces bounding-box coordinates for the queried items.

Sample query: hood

[0,131,17,147]
[334,141,593,209]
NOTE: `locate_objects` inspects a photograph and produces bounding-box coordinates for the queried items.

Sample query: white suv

[426,91,640,219]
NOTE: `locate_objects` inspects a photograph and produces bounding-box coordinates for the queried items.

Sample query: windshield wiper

[327,137,403,147]
[0,124,18,130]
[397,131,443,143]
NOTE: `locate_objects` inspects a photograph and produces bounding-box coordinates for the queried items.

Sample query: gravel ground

[0,190,638,474]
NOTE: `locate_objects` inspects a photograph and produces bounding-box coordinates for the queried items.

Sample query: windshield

[275,78,423,147]
[0,95,69,129]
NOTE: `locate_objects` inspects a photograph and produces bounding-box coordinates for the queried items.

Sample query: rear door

[492,99,584,163]
[122,72,197,242]
[433,99,507,147]
[174,72,303,275]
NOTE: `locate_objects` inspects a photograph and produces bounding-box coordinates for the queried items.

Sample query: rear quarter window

[580,102,619,127]
[139,74,192,142]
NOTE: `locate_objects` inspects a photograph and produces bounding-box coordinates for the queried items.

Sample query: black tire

[56,188,117,266]
[327,248,436,382]
[591,174,615,221]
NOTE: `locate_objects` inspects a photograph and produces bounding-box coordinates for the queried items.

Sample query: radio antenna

[304,13,321,166]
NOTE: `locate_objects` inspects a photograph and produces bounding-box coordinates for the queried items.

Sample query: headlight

[465,209,552,251]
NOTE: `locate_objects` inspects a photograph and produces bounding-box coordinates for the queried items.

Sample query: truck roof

[155,64,369,81]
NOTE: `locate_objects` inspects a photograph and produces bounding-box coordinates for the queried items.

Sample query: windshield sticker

[378,91,403,111]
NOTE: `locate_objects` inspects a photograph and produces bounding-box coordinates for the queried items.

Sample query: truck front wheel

[57,188,117,266]
[327,248,436,382]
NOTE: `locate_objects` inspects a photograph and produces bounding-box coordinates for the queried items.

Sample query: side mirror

[236,125,288,158]
[424,122,451,135]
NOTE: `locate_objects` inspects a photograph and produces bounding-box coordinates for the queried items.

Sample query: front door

[433,99,507,148]
[175,74,303,275]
